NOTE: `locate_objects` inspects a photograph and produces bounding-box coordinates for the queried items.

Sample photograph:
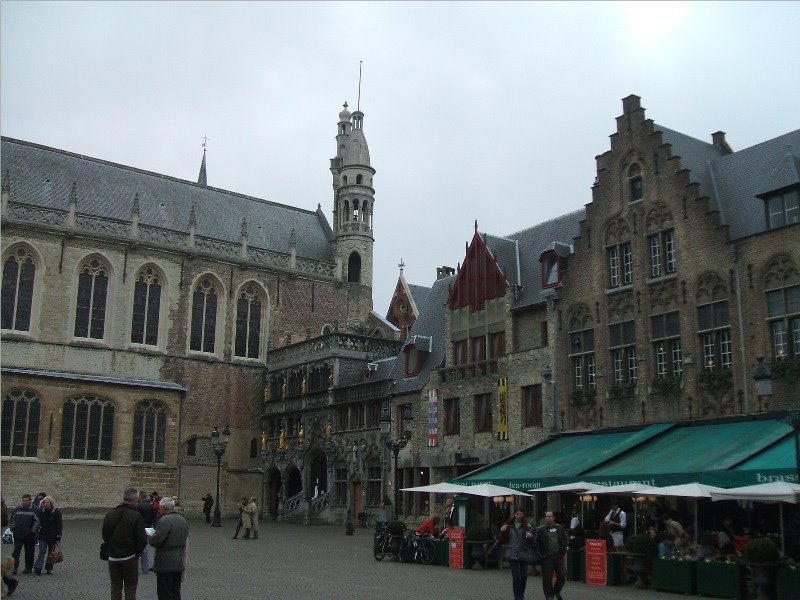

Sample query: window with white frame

[608,242,633,288]
[609,320,637,384]
[649,230,676,278]
[569,327,595,391]
[766,284,800,360]
[189,277,218,353]
[697,300,732,371]
[765,190,799,230]
[651,311,682,378]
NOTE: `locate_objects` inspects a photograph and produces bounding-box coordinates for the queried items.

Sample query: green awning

[733,434,796,471]
[452,423,673,489]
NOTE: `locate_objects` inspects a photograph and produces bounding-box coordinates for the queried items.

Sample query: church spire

[198,147,207,186]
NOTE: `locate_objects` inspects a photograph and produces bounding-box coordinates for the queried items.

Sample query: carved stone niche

[607,290,635,322]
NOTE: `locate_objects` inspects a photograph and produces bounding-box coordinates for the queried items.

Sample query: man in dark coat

[102,487,148,600]
[201,493,213,524]
[10,493,39,575]
[149,497,189,600]
[535,510,568,600]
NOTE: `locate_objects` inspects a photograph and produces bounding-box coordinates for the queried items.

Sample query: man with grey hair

[149,496,189,600]
[102,487,148,600]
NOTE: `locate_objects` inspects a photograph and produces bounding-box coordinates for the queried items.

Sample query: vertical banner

[585,538,607,585]
[497,377,508,440]
[428,388,438,447]
[448,526,464,569]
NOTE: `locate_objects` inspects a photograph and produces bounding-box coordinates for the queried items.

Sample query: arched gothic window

[1,389,41,457]
[60,394,115,460]
[235,284,262,359]
[190,277,218,353]
[348,252,361,283]
[131,266,162,345]
[1,246,36,331]
[74,258,109,339]
[131,400,167,463]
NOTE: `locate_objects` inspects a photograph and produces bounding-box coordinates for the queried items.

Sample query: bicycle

[398,530,435,565]
[373,521,392,561]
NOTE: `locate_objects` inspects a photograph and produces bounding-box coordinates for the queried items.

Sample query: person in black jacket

[33,496,62,575]
[102,487,147,600]
[202,493,214,524]
[2,496,19,595]
[10,493,40,575]
[535,510,568,600]
[136,491,156,575]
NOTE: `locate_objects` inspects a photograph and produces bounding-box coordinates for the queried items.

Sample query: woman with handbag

[499,509,538,600]
[33,496,62,575]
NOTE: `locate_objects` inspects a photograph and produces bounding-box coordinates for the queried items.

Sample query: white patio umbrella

[583,483,660,534]
[648,482,727,539]
[457,483,532,498]
[399,482,471,494]
[710,481,800,554]
[530,481,601,527]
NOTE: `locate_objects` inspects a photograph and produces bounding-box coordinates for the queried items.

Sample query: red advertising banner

[585,538,607,585]
[448,526,464,569]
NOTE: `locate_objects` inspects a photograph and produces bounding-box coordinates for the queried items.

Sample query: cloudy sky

[2,1,799,315]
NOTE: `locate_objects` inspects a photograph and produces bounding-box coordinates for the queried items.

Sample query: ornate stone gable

[763,253,800,288]
[694,271,728,304]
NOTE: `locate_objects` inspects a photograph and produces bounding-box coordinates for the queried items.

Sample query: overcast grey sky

[2,1,799,315]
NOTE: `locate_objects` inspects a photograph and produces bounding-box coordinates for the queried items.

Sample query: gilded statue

[279,428,287,451]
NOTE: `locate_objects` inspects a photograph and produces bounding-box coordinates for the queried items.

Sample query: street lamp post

[211,425,231,527]
[381,405,413,518]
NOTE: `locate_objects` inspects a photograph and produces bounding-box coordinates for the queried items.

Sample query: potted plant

[744,537,780,600]
[697,557,747,598]
[625,533,657,587]
[386,519,406,556]
[652,555,697,594]
[465,525,493,569]
[777,563,800,599]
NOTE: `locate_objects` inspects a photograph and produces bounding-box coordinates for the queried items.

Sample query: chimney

[711,131,734,155]
[436,266,455,280]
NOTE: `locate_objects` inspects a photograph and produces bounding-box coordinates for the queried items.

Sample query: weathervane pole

[357,61,362,111]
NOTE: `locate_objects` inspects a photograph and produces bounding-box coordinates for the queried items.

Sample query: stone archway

[266,466,281,519]
[285,464,302,498]
[308,449,328,496]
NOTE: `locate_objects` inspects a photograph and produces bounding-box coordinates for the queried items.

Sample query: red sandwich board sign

[449,526,464,569]
[585,538,607,585]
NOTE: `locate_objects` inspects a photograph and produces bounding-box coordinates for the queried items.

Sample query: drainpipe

[730,244,749,414]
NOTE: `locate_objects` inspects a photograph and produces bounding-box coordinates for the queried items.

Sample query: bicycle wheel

[373,534,387,561]
[398,537,413,562]
[419,539,435,565]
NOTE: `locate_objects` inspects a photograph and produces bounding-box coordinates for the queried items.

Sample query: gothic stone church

[1,103,396,517]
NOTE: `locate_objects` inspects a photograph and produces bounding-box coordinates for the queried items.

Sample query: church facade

[0,103,394,517]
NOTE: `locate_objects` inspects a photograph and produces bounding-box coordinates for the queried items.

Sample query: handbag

[1,527,13,545]
[47,543,64,566]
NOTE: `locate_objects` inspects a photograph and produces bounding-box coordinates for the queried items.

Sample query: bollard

[345,508,354,535]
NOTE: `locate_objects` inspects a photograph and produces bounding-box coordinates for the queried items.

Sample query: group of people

[102,486,189,600]
[2,492,63,596]
[232,496,260,540]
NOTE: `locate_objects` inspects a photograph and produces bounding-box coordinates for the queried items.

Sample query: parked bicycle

[358,508,373,528]
[399,531,435,565]
[373,521,392,561]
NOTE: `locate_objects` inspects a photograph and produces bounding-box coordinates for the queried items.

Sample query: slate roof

[485,209,586,311]
[1,137,334,262]
[408,283,431,314]
[390,274,455,394]
[2,367,186,392]
[653,126,800,240]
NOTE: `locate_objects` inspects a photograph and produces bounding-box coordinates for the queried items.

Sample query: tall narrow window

[235,284,262,359]
[59,395,114,461]
[649,230,677,278]
[609,320,636,384]
[1,247,36,331]
[74,258,109,339]
[522,385,542,427]
[473,393,492,433]
[697,300,731,371]
[190,277,218,353]
[628,164,643,201]
[443,398,460,435]
[651,311,682,378]
[1,389,41,457]
[347,252,361,283]
[569,327,596,393]
[131,267,161,345]
[766,284,800,360]
[366,463,381,507]
[334,466,348,506]
[489,331,506,359]
[453,340,468,366]
[607,242,632,287]
[131,400,166,463]
[471,335,486,363]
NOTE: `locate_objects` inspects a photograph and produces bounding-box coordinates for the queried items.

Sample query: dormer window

[765,189,799,230]
[540,250,566,288]
[628,164,643,202]
[404,345,421,376]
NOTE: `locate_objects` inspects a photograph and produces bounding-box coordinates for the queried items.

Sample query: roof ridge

[0,135,320,217]
[652,123,717,149]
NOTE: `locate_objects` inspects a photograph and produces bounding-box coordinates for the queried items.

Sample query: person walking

[232,497,248,539]
[33,496,62,575]
[10,493,39,575]
[136,491,156,575]
[102,487,148,600]
[499,509,536,600]
[2,496,19,596]
[149,497,189,600]
[245,497,259,540]
[201,493,213,524]
[535,510,568,600]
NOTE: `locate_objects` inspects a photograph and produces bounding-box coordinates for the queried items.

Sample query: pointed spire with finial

[198,136,209,186]
[474,219,478,233]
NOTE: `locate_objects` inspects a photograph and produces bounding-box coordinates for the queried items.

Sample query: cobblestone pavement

[1,519,683,600]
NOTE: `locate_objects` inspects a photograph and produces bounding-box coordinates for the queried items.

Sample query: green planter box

[696,561,747,599]
[777,566,800,600]
[652,559,696,594]
[567,548,585,582]
[431,540,449,566]
[606,552,624,586]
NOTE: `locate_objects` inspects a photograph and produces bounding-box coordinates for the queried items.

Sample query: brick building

[0,102,394,516]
